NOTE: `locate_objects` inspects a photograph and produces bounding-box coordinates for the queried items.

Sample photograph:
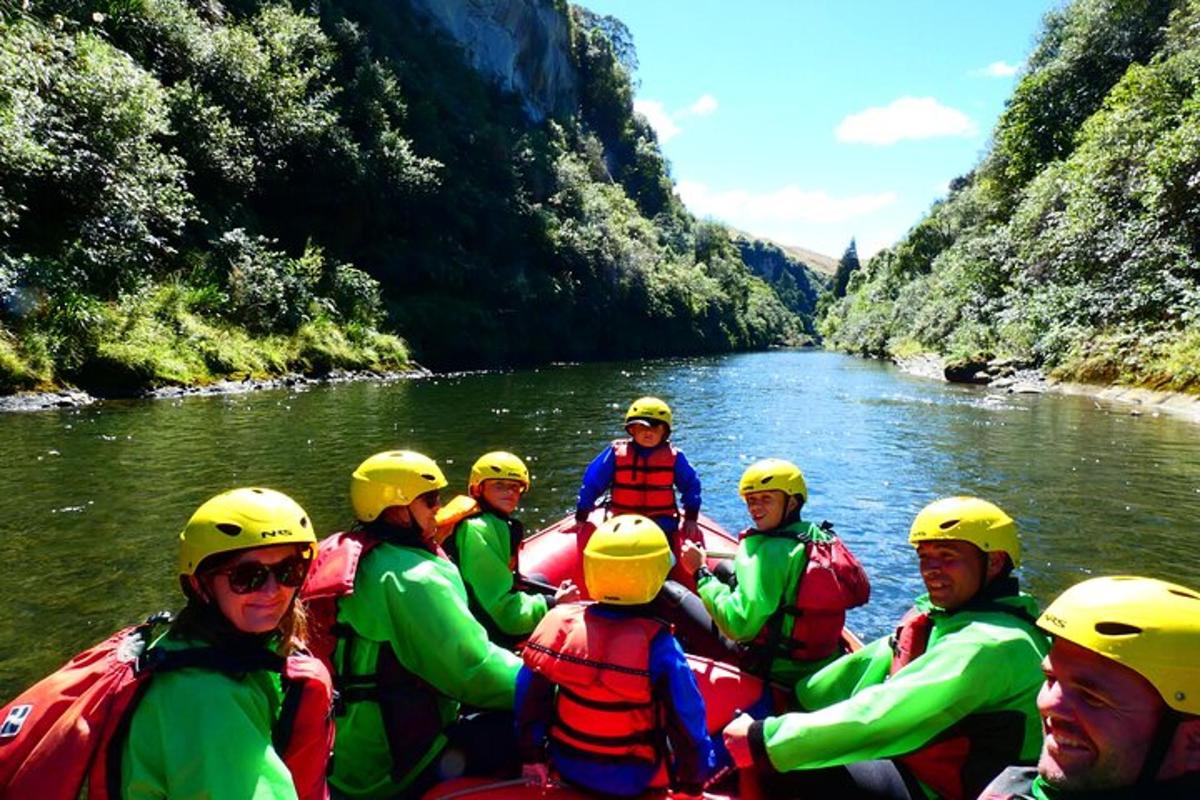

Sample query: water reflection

[2,351,1198,698]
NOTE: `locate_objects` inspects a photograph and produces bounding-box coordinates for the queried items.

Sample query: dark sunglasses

[213,556,309,595]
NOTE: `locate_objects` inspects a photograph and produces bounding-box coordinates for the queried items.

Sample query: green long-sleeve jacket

[751,591,1049,798]
[120,636,297,800]
[696,519,836,684]
[452,511,548,637]
[330,539,522,798]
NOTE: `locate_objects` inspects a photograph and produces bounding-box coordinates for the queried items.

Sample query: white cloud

[977,60,1019,78]
[835,97,978,146]
[687,94,719,117]
[634,94,718,143]
[673,180,901,259]
[675,180,897,226]
[634,99,681,143]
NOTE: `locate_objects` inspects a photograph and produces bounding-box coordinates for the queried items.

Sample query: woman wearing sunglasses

[119,487,334,799]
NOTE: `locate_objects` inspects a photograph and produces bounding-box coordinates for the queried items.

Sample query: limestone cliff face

[408,0,577,121]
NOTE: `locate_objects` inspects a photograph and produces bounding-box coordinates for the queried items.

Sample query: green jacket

[696,519,836,684]
[980,765,1200,799]
[452,511,548,637]
[752,591,1049,798]
[120,635,297,800]
[330,539,522,798]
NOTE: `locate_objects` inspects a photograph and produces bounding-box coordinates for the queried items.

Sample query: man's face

[743,490,791,531]
[916,539,985,611]
[1036,638,1165,792]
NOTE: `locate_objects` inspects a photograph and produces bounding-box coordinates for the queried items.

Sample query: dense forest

[0,0,824,395]
[821,0,1200,392]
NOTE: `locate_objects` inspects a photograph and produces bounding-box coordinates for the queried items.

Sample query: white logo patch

[0,704,32,738]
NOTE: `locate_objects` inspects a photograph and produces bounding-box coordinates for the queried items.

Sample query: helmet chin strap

[1137,709,1182,786]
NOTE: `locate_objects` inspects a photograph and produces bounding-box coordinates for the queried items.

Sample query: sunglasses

[213,556,310,595]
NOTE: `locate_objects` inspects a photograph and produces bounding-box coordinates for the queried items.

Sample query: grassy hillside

[0,0,806,394]
[821,0,1200,391]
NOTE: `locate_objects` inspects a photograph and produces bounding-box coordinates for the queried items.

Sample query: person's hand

[723,713,755,768]
[679,539,706,576]
[521,762,550,786]
[680,517,702,544]
[554,579,580,604]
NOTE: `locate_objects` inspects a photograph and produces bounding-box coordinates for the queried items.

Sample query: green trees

[0,0,803,393]
[822,0,1200,391]
[832,239,860,298]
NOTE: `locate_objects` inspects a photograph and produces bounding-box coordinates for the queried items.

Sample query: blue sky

[576,1,1061,259]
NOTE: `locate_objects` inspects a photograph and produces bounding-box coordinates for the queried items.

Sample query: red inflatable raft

[424,653,775,800]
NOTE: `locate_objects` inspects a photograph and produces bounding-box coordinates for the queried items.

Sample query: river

[2,350,1199,699]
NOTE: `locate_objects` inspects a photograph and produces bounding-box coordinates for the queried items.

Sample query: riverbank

[0,366,432,413]
[893,353,1200,424]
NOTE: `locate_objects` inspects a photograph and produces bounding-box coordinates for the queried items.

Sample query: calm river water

[2,350,1199,699]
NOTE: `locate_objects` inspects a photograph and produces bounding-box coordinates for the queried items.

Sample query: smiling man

[722,496,1049,800]
[981,576,1200,799]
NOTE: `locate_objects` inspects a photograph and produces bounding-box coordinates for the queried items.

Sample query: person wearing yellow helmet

[303,450,523,798]
[123,487,333,799]
[516,515,717,797]
[679,458,870,686]
[722,496,1049,800]
[981,576,1200,799]
[440,451,578,646]
[572,396,704,582]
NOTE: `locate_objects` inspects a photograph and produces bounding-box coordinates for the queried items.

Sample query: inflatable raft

[424,653,774,800]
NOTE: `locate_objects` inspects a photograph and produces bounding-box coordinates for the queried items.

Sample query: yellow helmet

[908,496,1021,568]
[350,450,448,522]
[468,451,530,495]
[583,514,671,605]
[179,487,316,575]
[738,458,808,502]
[625,396,672,429]
[1037,576,1200,714]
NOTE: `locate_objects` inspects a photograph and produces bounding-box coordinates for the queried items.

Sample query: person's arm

[515,666,555,763]
[673,451,702,517]
[752,629,1021,772]
[383,558,522,709]
[457,516,548,635]
[575,446,615,519]
[650,631,716,793]
[793,635,893,710]
[695,539,796,642]
[123,668,298,800]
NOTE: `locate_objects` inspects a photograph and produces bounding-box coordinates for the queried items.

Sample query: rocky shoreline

[0,366,433,414]
[893,353,1200,424]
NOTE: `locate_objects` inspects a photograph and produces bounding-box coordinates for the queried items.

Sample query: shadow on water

[2,350,1198,697]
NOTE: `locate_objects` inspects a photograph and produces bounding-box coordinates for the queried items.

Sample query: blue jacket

[515,606,716,796]
[574,442,702,532]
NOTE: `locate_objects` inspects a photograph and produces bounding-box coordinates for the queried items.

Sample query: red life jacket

[887,601,1037,800]
[0,612,334,800]
[300,529,448,782]
[523,604,667,781]
[609,439,679,520]
[748,523,871,663]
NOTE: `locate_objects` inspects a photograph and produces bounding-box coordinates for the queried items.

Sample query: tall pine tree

[833,238,860,298]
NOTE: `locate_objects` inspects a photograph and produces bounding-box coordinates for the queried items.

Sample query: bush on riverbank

[821,0,1200,392]
[0,281,408,395]
[0,0,803,394]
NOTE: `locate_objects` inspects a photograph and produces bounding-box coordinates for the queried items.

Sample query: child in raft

[679,458,870,685]
[572,396,703,582]
[439,450,578,646]
[516,514,716,797]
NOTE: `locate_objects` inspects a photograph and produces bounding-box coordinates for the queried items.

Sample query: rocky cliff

[409,0,578,121]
